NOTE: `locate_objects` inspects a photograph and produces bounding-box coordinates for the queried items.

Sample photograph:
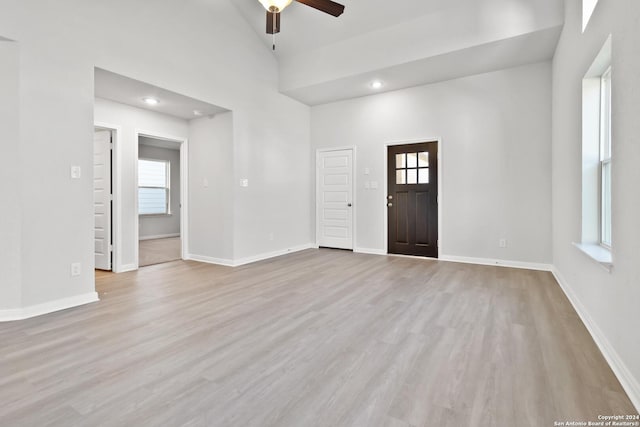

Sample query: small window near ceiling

[583,0,599,32]
[138,159,170,215]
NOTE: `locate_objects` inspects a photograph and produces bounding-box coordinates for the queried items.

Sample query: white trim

[135,130,189,270]
[186,254,235,267]
[139,233,180,241]
[94,123,123,272]
[384,138,443,257]
[354,247,386,255]
[552,268,640,412]
[180,137,189,261]
[187,243,314,268]
[118,263,138,273]
[234,244,314,266]
[572,242,613,272]
[439,254,553,271]
[315,147,356,250]
[0,292,99,322]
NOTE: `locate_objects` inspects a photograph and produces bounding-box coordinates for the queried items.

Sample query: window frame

[599,66,612,248]
[138,158,171,216]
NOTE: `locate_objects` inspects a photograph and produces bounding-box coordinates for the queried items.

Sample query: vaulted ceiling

[231,0,564,105]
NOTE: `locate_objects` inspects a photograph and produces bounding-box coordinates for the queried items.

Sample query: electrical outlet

[71,262,81,277]
[499,239,507,248]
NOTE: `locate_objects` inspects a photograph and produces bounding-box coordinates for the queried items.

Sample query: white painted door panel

[318,149,353,250]
[94,130,112,270]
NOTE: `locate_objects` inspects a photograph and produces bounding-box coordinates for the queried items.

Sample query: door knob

[387,195,393,200]
[387,203,393,207]
[348,203,352,207]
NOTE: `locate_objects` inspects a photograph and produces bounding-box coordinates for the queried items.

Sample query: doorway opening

[386,142,439,258]
[137,134,187,267]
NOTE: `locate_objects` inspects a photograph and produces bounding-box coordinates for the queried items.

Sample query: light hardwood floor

[139,237,182,267]
[0,249,636,426]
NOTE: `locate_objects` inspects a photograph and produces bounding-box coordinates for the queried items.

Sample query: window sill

[572,242,613,272]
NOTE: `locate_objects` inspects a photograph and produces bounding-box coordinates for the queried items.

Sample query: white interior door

[94,129,112,270]
[317,149,353,250]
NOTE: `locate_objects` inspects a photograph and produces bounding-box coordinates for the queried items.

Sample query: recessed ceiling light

[142,97,159,106]
[371,80,384,90]
[193,110,203,116]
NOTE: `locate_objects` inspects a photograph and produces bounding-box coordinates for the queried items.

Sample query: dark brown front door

[387,142,438,257]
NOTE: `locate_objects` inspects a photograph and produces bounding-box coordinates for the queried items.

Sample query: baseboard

[233,243,315,266]
[116,263,138,273]
[185,254,235,267]
[0,292,100,322]
[187,244,315,268]
[139,233,180,241]
[552,268,640,412]
[354,247,387,255]
[439,254,553,271]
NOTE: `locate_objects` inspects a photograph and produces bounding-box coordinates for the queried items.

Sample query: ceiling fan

[258,0,345,50]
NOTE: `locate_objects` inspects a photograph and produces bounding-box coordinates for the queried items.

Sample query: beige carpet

[139,237,181,267]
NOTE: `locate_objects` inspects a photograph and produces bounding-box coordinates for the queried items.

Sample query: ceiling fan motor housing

[258,0,294,13]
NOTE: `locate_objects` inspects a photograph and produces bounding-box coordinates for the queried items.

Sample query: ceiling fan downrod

[272,9,277,50]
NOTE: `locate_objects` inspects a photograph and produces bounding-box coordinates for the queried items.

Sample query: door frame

[315,146,357,249]
[383,138,442,258]
[134,129,189,267]
[94,122,122,272]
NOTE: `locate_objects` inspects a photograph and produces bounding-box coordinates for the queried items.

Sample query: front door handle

[348,203,352,207]
[387,202,393,207]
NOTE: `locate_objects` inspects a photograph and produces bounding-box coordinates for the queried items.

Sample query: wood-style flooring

[0,249,636,426]
[138,237,181,267]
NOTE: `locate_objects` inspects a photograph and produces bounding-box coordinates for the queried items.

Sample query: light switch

[364,168,370,175]
[371,181,379,189]
[240,179,249,187]
[203,178,209,188]
[364,181,370,189]
[70,166,81,179]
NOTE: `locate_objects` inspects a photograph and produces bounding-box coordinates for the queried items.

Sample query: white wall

[95,98,188,270]
[0,40,21,309]
[188,113,235,261]
[311,62,552,265]
[552,0,640,409]
[138,141,181,239]
[233,94,312,260]
[0,0,310,311]
[0,0,310,312]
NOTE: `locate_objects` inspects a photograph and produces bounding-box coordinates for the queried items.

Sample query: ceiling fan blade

[294,0,345,17]
[266,10,281,34]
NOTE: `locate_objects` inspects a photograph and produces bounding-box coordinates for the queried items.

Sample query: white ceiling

[94,68,229,120]
[231,0,564,105]
[231,0,470,57]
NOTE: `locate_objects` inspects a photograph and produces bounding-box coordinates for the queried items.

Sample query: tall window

[580,37,612,268]
[138,159,170,215]
[600,67,612,247]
